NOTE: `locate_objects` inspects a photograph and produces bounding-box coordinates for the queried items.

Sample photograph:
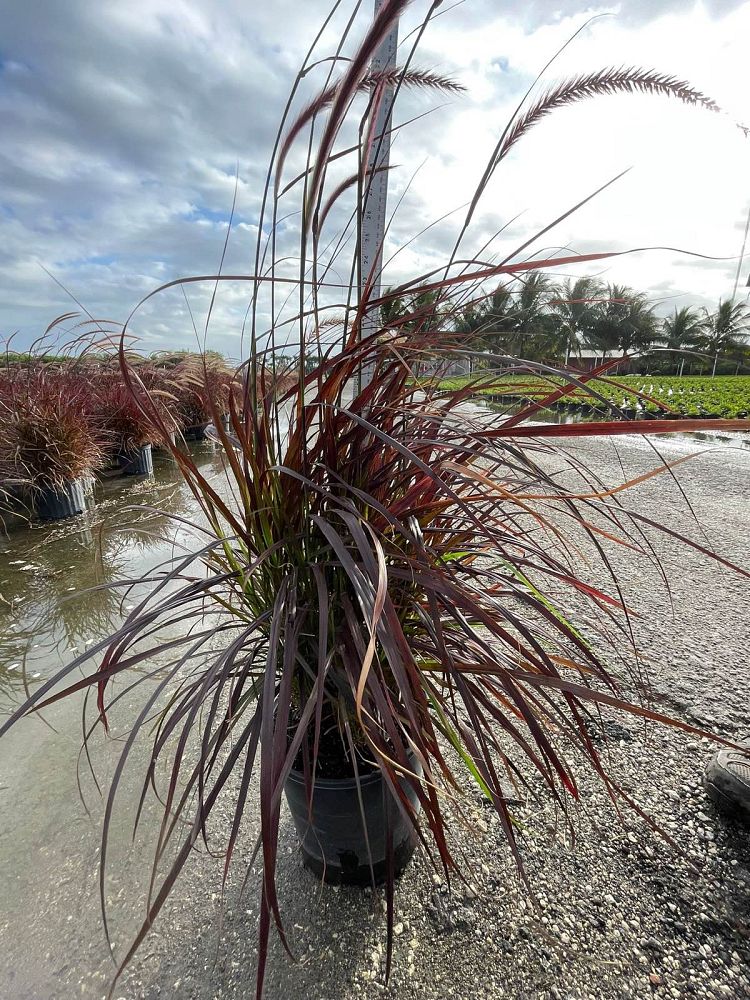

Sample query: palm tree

[700,299,750,375]
[585,284,658,364]
[454,284,515,368]
[381,288,447,375]
[661,306,706,375]
[454,303,492,373]
[475,272,556,363]
[548,276,606,363]
[381,288,442,333]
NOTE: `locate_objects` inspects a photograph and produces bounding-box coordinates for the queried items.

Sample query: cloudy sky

[2,0,749,357]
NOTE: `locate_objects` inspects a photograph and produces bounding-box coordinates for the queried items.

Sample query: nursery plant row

[0,351,238,519]
[437,373,750,419]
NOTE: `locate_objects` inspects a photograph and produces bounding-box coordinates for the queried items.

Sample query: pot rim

[118,443,152,457]
[38,477,83,493]
[286,764,383,791]
[287,749,421,791]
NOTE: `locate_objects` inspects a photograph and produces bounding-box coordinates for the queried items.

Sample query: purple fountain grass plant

[171,353,237,430]
[88,356,181,455]
[2,4,748,998]
[0,357,106,490]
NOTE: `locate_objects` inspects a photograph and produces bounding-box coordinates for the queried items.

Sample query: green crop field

[435,374,750,420]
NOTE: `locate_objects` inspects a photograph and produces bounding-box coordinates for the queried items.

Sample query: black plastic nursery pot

[118,444,154,476]
[35,479,86,521]
[183,423,210,441]
[152,433,177,452]
[285,759,422,886]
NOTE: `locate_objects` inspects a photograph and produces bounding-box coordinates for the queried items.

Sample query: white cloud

[1,0,749,354]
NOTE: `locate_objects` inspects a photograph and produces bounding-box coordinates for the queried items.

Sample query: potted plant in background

[168,351,236,440]
[2,3,748,998]
[0,359,104,520]
[92,360,176,476]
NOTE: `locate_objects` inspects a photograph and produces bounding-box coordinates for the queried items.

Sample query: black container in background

[183,423,209,441]
[118,444,154,477]
[36,479,86,521]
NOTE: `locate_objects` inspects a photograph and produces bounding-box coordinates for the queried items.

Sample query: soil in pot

[285,729,422,886]
[35,479,86,521]
[118,444,154,476]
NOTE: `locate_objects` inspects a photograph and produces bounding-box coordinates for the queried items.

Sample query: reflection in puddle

[0,442,227,710]
[473,397,750,449]
[0,442,235,998]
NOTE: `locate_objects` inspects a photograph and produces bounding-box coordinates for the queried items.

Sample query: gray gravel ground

[2,431,749,1000]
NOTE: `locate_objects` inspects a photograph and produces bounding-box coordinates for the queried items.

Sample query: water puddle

[470,397,750,451]
[0,441,232,997]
